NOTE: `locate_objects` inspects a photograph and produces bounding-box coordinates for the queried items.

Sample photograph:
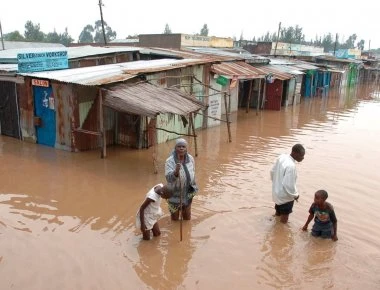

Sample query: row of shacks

[0,45,378,167]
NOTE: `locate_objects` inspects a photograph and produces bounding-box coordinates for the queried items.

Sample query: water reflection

[134,220,196,290]
[302,239,336,288]
[259,221,296,288]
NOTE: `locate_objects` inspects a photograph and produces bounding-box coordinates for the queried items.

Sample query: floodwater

[1,85,380,290]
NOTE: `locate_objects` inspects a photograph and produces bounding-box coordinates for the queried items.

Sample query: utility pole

[98,0,107,45]
[368,40,371,58]
[274,22,281,57]
[333,33,338,57]
[0,20,5,50]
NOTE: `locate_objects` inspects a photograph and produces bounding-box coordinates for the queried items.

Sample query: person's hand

[302,225,307,231]
[175,163,181,175]
[332,235,338,241]
[141,224,147,232]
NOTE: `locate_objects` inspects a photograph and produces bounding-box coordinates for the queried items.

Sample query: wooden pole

[98,0,107,45]
[246,80,253,113]
[189,113,198,157]
[257,79,262,115]
[0,21,5,50]
[98,90,106,158]
[261,81,267,109]
[274,22,281,57]
[224,92,232,142]
[179,174,183,241]
[152,118,158,174]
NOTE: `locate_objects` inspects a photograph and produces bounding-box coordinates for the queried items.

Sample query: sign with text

[32,79,50,87]
[17,51,69,73]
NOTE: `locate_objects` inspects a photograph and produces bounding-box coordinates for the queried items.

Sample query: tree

[24,20,45,42]
[200,24,209,36]
[94,20,116,43]
[342,34,357,49]
[321,33,334,52]
[294,25,305,43]
[357,39,365,50]
[45,30,61,43]
[78,25,95,43]
[163,23,172,34]
[59,28,74,46]
[3,31,25,41]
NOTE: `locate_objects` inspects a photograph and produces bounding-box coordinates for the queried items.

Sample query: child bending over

[136,183,173,240]
[302,189,338,241]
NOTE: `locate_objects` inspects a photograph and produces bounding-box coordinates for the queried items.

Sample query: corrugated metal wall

[53,83,76,151]
[18,78,36,142]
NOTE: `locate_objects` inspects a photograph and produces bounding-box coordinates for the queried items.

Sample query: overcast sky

[1,0,379,49]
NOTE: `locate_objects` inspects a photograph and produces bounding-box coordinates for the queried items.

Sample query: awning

[254,65,293,80]
[211,61,265,80]
[103,82,207,117]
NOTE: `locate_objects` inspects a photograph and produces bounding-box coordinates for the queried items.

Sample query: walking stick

[179,170,183,241]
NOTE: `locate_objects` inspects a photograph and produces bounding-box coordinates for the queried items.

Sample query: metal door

[33,85,56,147]
[0,81,20,138]
[264,79,283,110]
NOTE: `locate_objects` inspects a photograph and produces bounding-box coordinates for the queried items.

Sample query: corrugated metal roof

[18,58,211,86]
[271,65,305,75]
[292,63,319,70]
[104,82,206,117]
[0,45,142,63]
[141,47,214,60]
[0,64,18,73]
[269,58,296,65]
[2,41,65,49]
[185,47,269,63]
[211,61,265,79]
[316,55,363,64]
[252,65,293,80]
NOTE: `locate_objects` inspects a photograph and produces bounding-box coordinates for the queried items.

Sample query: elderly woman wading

[165,138,198,220]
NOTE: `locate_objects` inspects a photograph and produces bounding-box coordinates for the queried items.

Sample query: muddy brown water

[1,86,380,289]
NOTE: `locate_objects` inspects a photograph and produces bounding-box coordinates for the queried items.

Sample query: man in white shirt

[270,144,305,223]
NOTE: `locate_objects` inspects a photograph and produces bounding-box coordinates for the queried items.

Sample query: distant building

[138,34,234,49]
[1,41,64,50]
[244,41,324,56]
[330,49,362,59]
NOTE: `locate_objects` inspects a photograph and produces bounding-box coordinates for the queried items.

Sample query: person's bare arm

[302,213,314,231]
[332,221,338,241]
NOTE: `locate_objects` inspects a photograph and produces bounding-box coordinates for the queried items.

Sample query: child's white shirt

[136,183,164,230]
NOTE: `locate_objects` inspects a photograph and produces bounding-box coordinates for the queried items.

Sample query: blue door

[33,86,56,147]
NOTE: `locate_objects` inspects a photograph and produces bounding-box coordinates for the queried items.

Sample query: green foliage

[10,20,75,45]
[24,20,45,42]
[59,28,74,46]
[78,25,94,43]
[78,21,116,43]
[3,31,25,41]
[45,30,61,43]
[200,24,209,36]
[254,25,372,52]
[164,23,172,34]
[94,20,117,43]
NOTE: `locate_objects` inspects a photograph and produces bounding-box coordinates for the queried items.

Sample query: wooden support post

[152,118,158,174]
[246,80,253,113]
[224,93,232,142]
[189,113,198,157]
[98,90,106,158]
[261,81,267,109]
[257,79,262,116]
